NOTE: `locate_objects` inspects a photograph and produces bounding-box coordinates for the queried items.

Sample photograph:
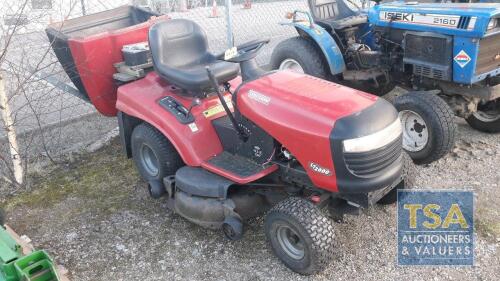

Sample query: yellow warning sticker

[203,105,225,118]
[203,97,233,118]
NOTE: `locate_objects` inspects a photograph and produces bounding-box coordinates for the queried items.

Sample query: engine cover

[235,71,378,192]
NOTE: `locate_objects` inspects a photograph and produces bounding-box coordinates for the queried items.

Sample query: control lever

[205,66,247,141]
[186,98,201,118]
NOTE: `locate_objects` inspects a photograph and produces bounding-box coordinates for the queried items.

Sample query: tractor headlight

[343,118,402,153]
[487,18,498,31]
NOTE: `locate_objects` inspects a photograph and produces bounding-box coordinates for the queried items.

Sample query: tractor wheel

[131,123,183,182]
[394,92,456,165]
[270,37,328,79]
[377,152,416,205]
[264,197,335,275]
[466,99,500,133]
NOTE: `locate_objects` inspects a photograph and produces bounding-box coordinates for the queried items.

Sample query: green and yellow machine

[0,210,60,281]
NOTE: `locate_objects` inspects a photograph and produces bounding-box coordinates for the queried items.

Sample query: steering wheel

[217,39,270,63]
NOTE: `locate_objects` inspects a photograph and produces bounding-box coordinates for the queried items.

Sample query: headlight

[487,19,498,31]
[343,118,402,153]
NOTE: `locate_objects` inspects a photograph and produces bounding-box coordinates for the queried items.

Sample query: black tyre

[131,123,183,182]
[270,37,328,79]
[394,92,456,165]
[0,208,5,226]
[264,197,335,275]
[377,152,416,205]
[466,99,500,133]
[222,217,244,241]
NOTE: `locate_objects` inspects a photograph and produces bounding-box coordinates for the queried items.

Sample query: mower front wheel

[394,92,456,165]
[131,123,183,182]
[264,197,335,275]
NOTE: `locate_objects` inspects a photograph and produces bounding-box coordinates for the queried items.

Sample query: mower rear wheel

[377,152,416,205]
[270,37,328,79]
[131,123,183,182]
[394,92,456,165]
[265,197,335,275]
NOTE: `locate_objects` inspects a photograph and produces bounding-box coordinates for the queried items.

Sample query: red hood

[236,71,378,191]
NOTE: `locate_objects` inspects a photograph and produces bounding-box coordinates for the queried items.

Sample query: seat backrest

[149,19,210,69]
[308,0,357,22]
[311,0,339,21]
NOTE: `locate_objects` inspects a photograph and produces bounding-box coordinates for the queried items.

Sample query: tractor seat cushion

[149,19,239,92]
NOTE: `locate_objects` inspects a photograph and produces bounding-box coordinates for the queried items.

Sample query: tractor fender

[116,72,230,166]
[282,22,346,75]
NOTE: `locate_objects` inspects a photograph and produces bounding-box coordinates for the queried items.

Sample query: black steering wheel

[217,39,270,63]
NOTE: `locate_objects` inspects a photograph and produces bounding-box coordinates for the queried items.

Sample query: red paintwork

[236,71,377,192]
[117,71,377,192]
[68,16,167,116]
[116,72,278,183]
[117,72,226,165]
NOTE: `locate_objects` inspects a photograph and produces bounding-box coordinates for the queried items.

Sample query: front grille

[414,64,446,80]
[404,32,452,81]
[476,33,500,75]
[404,33,452,65]
[344,135,402,178]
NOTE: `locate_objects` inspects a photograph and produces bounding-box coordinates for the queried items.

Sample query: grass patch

[475,207,500,241]
[4,139,140,212]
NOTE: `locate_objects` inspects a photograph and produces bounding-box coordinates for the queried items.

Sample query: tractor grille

[476,34,500,75]
[344,135,402,178]
[414,64,446,80]
[404,32,452,81]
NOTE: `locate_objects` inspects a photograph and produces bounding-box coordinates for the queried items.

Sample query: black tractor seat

[148,19,239,93]
[308,0,367,30]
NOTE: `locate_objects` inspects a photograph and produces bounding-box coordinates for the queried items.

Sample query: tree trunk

[0,73,24,185]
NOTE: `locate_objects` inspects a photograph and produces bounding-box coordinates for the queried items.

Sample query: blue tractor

[271,0,500,164]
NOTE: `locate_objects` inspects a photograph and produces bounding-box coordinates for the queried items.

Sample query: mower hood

[235,71,393,191]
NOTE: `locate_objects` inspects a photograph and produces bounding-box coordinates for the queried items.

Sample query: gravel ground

[2,118,499,281]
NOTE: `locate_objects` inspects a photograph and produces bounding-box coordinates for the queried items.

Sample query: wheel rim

[279,59,305,74]
[276,225,305,260]
[140,144,159,177]
[399,110,429,152]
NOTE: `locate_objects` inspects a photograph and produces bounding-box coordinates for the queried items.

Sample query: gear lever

[206,66,247,141]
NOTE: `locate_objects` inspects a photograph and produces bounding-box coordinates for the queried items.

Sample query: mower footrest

[202,152,277,184]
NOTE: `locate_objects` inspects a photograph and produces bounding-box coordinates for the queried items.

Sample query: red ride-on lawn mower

[47,7,414,275]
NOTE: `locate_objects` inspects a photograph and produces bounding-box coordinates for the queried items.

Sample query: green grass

[4,140,140,213]
[475,207,500,241]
